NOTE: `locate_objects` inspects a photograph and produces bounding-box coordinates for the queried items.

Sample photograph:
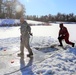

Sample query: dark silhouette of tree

[0,0,25,19]
[26,13,76,22]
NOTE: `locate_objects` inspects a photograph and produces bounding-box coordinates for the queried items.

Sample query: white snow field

[0,22,76,75]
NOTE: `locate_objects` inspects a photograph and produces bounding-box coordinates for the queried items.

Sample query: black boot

[27,52,33,57]
[72,43,75,47]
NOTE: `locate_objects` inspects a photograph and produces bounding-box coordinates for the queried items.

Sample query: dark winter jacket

[59,26,69,37]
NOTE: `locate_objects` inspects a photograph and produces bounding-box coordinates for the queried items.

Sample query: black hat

[60,23,63,26]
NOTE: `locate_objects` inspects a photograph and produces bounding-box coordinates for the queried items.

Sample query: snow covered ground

[0,23,76,75]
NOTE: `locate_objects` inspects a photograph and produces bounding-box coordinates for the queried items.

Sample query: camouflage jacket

[20,21,31,35]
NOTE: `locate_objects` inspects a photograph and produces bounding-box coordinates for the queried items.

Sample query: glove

[29,33,33,36]
[58,36,60,39]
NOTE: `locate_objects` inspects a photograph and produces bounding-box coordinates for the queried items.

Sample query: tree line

[26,13,76,22]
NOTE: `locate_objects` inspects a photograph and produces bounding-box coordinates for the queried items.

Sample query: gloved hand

[29,33,33,36]
[58,36,60,39]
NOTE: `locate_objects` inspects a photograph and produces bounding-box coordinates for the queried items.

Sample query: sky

[19,0,76,16]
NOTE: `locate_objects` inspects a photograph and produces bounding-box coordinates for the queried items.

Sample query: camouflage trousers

[20,34,32,54]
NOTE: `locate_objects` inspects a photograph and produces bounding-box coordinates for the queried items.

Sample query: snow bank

[33,48,76,75]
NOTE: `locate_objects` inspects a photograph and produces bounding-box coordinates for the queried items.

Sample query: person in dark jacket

[58,23,75,47]
[18,17,33,57]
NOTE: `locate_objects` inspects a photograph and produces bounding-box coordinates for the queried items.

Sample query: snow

[26,20,45,25]
[0,21,76,75]
[0,19,20,25]
[0,27,20,39]
[33,48,76,75]
[0,19,45,26]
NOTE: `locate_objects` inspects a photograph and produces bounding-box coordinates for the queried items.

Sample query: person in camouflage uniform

[18,17,33,57]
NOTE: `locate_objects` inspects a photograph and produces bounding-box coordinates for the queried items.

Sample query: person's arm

[26,23,33,36]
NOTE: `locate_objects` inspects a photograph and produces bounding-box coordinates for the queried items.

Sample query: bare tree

[0,0,25,19]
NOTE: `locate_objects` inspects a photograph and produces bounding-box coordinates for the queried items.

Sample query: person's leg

[58,37,63,46]
[64,36,75,47]
[18,36,24,56]
[25,36,33,56]
[20,41,24,54]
